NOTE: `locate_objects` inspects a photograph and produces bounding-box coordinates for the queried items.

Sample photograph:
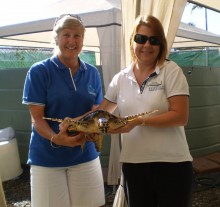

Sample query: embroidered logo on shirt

[148,81,162,86]
[147,81,164,91]
[88,84,96,96]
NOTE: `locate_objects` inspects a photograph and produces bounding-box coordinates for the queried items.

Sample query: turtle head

[98,118,109,134]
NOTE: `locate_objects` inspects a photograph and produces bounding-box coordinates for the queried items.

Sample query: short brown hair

[130,15,168,66]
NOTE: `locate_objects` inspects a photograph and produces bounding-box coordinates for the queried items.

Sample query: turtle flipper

[93,134,103,152]
[86,134,103,152]
[80,139,87,151]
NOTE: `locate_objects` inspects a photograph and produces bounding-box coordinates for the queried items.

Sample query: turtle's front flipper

[93,134,103,152]
[80,138,87,152]
[85,134,103,152]
[80,134,103,152]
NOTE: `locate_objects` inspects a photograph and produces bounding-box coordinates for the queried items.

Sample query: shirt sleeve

[94,68,104,105]
[164,61,189,98]
[22,63,48,105]
[104,73,119,103]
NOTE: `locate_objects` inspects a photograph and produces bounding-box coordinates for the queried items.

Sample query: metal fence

[0,47,97,69]
[0,47,219,70]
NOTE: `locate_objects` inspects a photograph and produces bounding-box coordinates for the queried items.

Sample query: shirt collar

[124,63,160,79]
[51,55,87,71]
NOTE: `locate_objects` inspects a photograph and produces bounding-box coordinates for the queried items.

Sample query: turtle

[43,109,157,152]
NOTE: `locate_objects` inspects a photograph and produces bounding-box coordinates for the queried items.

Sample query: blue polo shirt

[22,56,103,167]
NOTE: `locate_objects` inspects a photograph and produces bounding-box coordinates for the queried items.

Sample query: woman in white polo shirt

[99,15,193,207]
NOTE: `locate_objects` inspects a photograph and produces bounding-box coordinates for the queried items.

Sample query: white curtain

[121,0,141,68]
[0,177,7,207]
[107,134,121,184]
[97,25,121,91]
[97,12,122,185]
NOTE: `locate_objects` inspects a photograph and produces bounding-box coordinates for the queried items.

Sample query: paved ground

[2,165,220,207]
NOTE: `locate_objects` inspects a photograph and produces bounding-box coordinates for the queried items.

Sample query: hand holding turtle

[52,123,86,148]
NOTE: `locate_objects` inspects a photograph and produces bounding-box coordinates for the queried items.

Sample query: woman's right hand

[53,123,86,148]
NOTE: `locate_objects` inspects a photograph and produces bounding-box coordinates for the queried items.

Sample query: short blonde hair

[52,14,85,41]
[130,15,168,66]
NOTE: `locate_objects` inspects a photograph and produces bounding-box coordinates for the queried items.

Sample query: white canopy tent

[0,0,220,185]
[0,0,122,91]
[174,22,220,48]
[188,0,220,12]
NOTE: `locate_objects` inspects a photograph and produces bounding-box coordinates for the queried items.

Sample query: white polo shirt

[105,60,193,163]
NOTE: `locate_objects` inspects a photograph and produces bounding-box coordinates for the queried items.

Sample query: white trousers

[31,157,105,207]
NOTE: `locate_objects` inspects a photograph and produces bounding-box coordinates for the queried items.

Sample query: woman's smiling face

[133,25,160,65]
[56,27,84,60]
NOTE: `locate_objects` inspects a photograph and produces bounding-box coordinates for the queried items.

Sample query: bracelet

[50,134,61,148]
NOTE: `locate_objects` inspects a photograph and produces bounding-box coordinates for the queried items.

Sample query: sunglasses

[134,34,160,45]
[54,14,82,26]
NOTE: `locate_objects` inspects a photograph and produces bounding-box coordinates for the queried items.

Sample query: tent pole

[205,8,209,66]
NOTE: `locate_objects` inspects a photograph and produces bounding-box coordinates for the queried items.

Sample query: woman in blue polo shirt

[22,15,105,207]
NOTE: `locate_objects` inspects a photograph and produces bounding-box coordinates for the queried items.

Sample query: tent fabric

[120,0,140,67]
[175,22,220,48]
[97,19,121,90]
[0,1,220,50]
[188,0,220,12]
[112,185,127,207]
[0,176,7,207]
[121,0,187,67]
[94,9,122,185]
[112,172,127,207]
[107,134,121,184]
